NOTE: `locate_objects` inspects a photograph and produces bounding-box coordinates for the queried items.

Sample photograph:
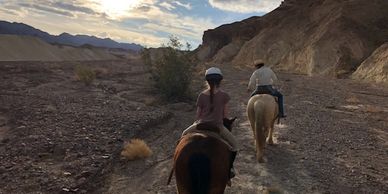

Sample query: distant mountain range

[0,20,143,51]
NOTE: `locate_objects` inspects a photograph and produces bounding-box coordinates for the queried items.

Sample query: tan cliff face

[352,43,388,84]
[197,0,388,81]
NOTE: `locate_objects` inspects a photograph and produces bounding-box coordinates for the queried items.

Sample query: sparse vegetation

[143,35,193,102]
[74,64,96,85]
[141,47,152,67]
[121,139,152,160]
[364,105,383,113]
[346,96,360,103]
[93,67,109,78]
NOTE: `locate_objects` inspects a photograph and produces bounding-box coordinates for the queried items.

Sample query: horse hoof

[268,141,274,145]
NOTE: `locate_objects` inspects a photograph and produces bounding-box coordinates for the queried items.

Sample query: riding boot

[229,151,237,179]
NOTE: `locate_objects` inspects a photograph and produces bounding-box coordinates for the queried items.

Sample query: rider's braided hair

[206,74,223,112]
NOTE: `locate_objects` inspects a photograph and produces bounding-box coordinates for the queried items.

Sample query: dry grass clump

[346,96,360,103]
[143,96,158,106]
[263,186,283,194]
[364,105,383,113]
[74,65,96,85]
[121,139,152,160]
[93,67,109,78]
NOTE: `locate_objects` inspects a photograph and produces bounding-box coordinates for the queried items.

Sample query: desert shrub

[93,67,109,78]
[141,48,152,67]
[121,139,152,160]
[74,65,96,85]
[364,105,383,113]
[144,35,193,102]
[346,96,360,103]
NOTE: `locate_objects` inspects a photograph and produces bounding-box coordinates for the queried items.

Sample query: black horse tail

[188,153,210,194]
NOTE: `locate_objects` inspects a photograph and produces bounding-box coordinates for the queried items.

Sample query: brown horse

[170,118,236,194]
[247,94,278,162]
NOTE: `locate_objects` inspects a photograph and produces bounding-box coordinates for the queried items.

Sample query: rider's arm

[270,69,280,87]
[247,72,256,91]
[223,104,229,118]
[196,106,202,120]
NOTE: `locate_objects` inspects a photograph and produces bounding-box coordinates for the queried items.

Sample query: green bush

[145,35,193,102]
[75,65,96,86]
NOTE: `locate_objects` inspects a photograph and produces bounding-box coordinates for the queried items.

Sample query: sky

[0,0,283,48]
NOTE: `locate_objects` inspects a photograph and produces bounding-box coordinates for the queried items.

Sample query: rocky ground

[0,59,170,193]
[1,58,387,193]
[102,64,388,194]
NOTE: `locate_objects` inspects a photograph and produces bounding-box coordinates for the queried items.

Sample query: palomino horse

[247,94,278,162]
[169,118,236,194]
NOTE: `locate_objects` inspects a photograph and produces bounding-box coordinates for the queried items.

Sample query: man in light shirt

[247,59,286,118]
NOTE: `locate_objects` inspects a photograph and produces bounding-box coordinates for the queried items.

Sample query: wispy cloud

[17,2,75,17]
[174,1,192,10]
[0,0,214,47]
[52,1,96,15]
[159,2,175,11]
[208,0,282,13]
[0,0,278,47]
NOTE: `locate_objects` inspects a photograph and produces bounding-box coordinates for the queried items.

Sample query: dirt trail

[103,63,388,193]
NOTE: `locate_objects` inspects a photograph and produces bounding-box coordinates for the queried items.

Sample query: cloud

[0,0,216,47]
[17,2,75,17]
[208,0,282,13]
[159,2,175,10]
[52,2,96,15]
[173,1,192,10]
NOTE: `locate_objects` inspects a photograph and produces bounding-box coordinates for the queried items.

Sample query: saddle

[253,88,281,123]
[253,87,278,103]
[196,122,221,133]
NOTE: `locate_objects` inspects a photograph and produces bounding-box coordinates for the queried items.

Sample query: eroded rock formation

[197,0,388,81]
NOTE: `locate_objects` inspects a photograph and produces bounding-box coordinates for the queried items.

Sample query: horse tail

[254,101,264,136]
[188,153,210,194]
[254,102,265,152]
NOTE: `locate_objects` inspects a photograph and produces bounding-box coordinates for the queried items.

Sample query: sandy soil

[1,58,387,193]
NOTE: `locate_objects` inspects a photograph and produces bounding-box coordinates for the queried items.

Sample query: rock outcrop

[352,43,388,84]
[197,0,388,79]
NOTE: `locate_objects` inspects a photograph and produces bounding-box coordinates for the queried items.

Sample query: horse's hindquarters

[247,94,278,162]
[174,135,231,194]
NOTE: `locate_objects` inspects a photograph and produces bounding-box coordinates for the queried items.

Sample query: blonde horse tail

[254,102,265,162]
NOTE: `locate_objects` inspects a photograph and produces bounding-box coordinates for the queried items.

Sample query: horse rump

[188,153,211,194]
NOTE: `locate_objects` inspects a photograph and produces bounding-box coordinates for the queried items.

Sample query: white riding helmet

[205,67,222,76]
[205,67,223,81]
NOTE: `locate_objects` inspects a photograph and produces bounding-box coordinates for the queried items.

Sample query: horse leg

[267,126,274,145]
[255,129,265,163]
[266,107,277,145]
[267,119,275,145]
[247,108,256,148]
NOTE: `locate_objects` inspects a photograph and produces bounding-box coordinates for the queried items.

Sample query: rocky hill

[0,35,118,61]
[197,0,388,81]
[352,43,388,83]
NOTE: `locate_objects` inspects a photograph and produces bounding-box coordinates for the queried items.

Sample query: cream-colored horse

[247,94,278,162]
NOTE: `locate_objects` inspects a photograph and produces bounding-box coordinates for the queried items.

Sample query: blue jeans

[251,85,285,117]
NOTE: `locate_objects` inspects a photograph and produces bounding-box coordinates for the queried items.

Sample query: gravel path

[103,64,388,193]
[1,59,386,193]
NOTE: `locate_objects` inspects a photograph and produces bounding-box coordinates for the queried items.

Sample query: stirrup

[229,168,235,179]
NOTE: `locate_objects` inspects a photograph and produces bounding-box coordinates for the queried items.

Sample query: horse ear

[223,117,237,131]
